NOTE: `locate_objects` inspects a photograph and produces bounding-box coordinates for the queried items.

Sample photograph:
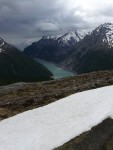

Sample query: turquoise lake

[34,58,75,79]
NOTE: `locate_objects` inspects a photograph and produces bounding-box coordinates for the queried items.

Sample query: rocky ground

[55,118,113,150]
[0,70,113,149]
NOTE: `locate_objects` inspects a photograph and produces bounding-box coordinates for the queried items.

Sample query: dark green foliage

[0,46,53,85]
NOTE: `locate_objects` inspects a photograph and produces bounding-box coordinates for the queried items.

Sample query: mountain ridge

[61,22,113,73]
[24,29,88,63]
[24,22,113,74]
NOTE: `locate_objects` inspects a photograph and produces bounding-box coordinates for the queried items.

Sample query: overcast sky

[0,0,113,47]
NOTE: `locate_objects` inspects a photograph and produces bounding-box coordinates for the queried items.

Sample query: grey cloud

[0,0,112,48]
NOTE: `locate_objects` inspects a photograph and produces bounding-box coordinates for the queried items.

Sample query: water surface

[34,58,74,79]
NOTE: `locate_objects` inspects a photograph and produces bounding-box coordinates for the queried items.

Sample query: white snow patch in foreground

[0,85,113,150]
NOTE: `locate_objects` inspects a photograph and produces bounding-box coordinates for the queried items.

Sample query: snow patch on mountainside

[0,85,113,150]
[0,48,4,52]
[105,23,113,47]
[94,23,113,47]
[63,31,80,42]
[41,30,88,44]
[40,29,90,46]
[0,41,4,47]
[77,29,90,39]
[58,30,88,45]
[43,35,61,40]
[0,39,5,52]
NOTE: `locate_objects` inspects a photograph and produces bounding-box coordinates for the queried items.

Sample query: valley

[34,58,74,79]
[1,23,113,149]
[24,23,113,75]
[0,0,113,149]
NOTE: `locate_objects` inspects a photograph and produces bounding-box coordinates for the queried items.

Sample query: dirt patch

[55,118,113,150]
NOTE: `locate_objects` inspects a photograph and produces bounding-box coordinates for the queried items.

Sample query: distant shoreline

[34,58,75,79]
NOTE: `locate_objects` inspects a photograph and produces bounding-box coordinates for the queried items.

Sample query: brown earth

[55,118,113,150]
[0,70,113,149]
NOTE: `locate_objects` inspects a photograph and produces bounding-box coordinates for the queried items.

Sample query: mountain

[14,38,40,51]
[24,23,113,74]
[24,30,88,63]
[0,38,53,84]
[61,23,113,74]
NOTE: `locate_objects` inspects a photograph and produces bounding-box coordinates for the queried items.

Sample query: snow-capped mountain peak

[42,35,61,40]
[24,28,91,63]
[104,23,113,47]
[60,30,80,43]
[57,30,89,46]
[40,29,89,46]
[92,23,113,47]
[97,22,113,30]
